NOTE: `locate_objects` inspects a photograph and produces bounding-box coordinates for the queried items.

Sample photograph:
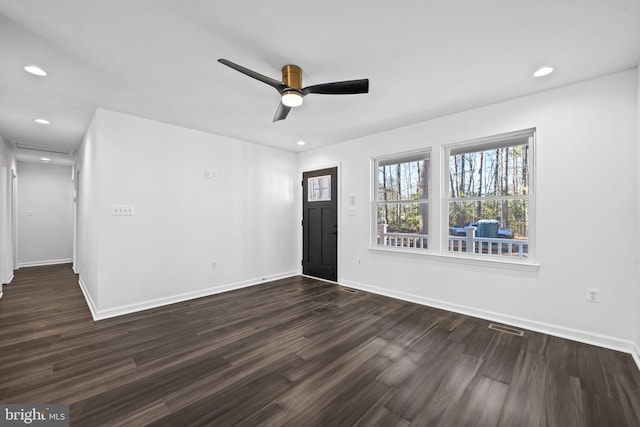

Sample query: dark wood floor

[1,265,640,426]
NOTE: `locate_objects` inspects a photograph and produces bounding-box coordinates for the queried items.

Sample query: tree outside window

[374,152,430,249]
[447,130,533,258]
[371,129,533,263]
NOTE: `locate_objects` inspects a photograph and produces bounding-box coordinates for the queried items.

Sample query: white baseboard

[77,276,99,320]
[79,271,298,321]
[632,343,640,372]
[18,259,72,268]
[340,278,639,365]
[3,272,14,285]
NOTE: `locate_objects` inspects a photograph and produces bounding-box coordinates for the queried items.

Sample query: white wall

[300,70,638,352]
[16,162,73,267]
[0,135,17,291]
[636,64,640,361]
[75,115,100,307]
[76,109,298,318]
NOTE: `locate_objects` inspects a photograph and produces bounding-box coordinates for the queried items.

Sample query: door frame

[11,167,17,271]
[300,163,341,282]
[0,162,7,287]
[72,166,79,273]
[0,157,16,286]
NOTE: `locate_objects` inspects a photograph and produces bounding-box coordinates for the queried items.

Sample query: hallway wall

[636,64,640,363]
[0,135,17,291]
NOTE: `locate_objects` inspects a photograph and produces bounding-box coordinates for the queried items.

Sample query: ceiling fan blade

[273,102,291,122]
[218,59,288,93]
[302,79,369,96]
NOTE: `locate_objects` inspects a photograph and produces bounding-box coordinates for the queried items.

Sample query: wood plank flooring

[1,264,640,426]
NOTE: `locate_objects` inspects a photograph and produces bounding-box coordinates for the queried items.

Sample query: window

[308,175,331,202]
[373,151,430,250]
[446,129,533,259]
[370,129,534,264]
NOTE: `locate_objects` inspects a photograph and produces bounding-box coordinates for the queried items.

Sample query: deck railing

[448,226,528,257]
[377,224,528,257]
[379,232,429,249]
[377,224,428,249]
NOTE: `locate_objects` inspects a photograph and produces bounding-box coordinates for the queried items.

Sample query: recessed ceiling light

[40,157,51,162]
[34,118,50,125]
[533,66,554,77]
[24,65,47,76]
[297,140,306,146]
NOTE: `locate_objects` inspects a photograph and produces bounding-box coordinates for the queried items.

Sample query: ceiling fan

[218,59,369,122]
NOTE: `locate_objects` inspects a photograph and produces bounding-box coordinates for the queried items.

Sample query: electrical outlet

[586,287,600,303]
[204,169,217,180]
[357,257,362,265]
[211,260,217,269]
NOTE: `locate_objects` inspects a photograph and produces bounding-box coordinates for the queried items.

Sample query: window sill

[368,246,539,272]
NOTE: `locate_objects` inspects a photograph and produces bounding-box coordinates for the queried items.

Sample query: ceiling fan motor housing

[282,65,303,92]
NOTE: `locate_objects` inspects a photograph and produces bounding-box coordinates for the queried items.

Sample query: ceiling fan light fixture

[282,91,303,107]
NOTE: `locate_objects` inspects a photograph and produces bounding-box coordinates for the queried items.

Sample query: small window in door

[308,175,331,202]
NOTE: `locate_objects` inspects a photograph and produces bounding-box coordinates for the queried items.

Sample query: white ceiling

[1,0,639,165]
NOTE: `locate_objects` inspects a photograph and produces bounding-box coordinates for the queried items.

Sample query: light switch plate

[112,205,135,216]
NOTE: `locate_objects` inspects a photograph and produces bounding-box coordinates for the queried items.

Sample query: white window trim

[370,149,432,252]
[369,129,537,271]
[368,246,539,271]
[442,128,536,266]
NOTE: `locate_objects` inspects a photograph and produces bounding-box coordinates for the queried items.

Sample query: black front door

[302,167,338,281]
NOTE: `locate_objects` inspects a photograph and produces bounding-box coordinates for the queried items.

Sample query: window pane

[308,175,331,202]
[448,200,528,257]
[377,202,429,249]
[377,158,429,201]
[377,202,429,234]
[448,199,529,239]
[449,143,529,198]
